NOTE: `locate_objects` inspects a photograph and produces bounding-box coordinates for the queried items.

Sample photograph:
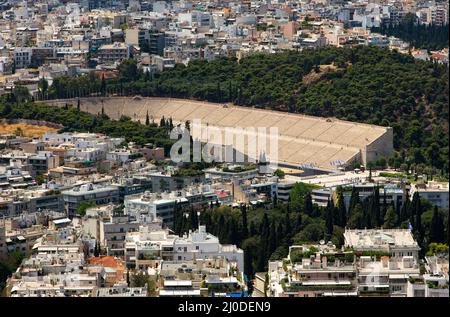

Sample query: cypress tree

[381,190,388,221]
[295,212,302,232]
[249,221,256,237]
[190,208,198,230]
[430,206,444,243]
[304,193,313,216]
[373,186,381,227]
[267,221,277,256]
[325,200,334,234]
[101,74,106,96]
[284,210,291,242]
[227,218,237,245]
[337,191,347,228]
[145,111,150,125]
[217,214,225,240]
[241,204,248,239]
[276,222,284,247]
[94,241,100,257]
[349,187,359,215]
[244,246,254,276]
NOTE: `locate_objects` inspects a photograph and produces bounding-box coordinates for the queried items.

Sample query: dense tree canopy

[43,46,449,175]
[372,13,449,51]
[173,183,448,280]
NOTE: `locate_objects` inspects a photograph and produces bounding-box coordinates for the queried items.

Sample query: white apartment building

[344,229,421,261]
[410,181,449,209]
[124,191,185,225]
[173,225,244,272]
[125,224,178,270]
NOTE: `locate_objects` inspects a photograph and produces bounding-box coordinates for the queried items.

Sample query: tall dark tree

[304,193,313,216]
[267,220,277,256]
[244,245,254,276]
[276,222,284,247]
[101,74,106,96]
[337,193,347,228]
[373,186,381,227]
[430,206,444,243]
[381,190,388,221]
[241,204,248,239]
[145,111,150,125]
[348,187,359,215]
[284,210,292,242]
[295,212,302,233]
[325,200,334,234]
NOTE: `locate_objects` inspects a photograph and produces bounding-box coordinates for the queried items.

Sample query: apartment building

[174,225,244,272]
[410,181,449,209]
[62,183,120,217]
[124,224,178,270]
[266,243,357,298]
[99,213,140,256]
[98,42,130,65]
[13,47,32,69]
[344,229,421,261]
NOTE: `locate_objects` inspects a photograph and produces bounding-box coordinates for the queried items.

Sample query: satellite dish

[319,240,325,245]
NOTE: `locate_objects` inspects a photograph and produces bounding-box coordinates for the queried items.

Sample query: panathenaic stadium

[43,97,394,172]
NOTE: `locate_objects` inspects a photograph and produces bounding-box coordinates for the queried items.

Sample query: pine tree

[160,116,166,127]
[145,111,150,125]
[383,205,397,229]
[348,203,364,229]
[216,81,221,103]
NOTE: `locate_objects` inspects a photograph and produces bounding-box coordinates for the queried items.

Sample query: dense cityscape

[0,0,448,300]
